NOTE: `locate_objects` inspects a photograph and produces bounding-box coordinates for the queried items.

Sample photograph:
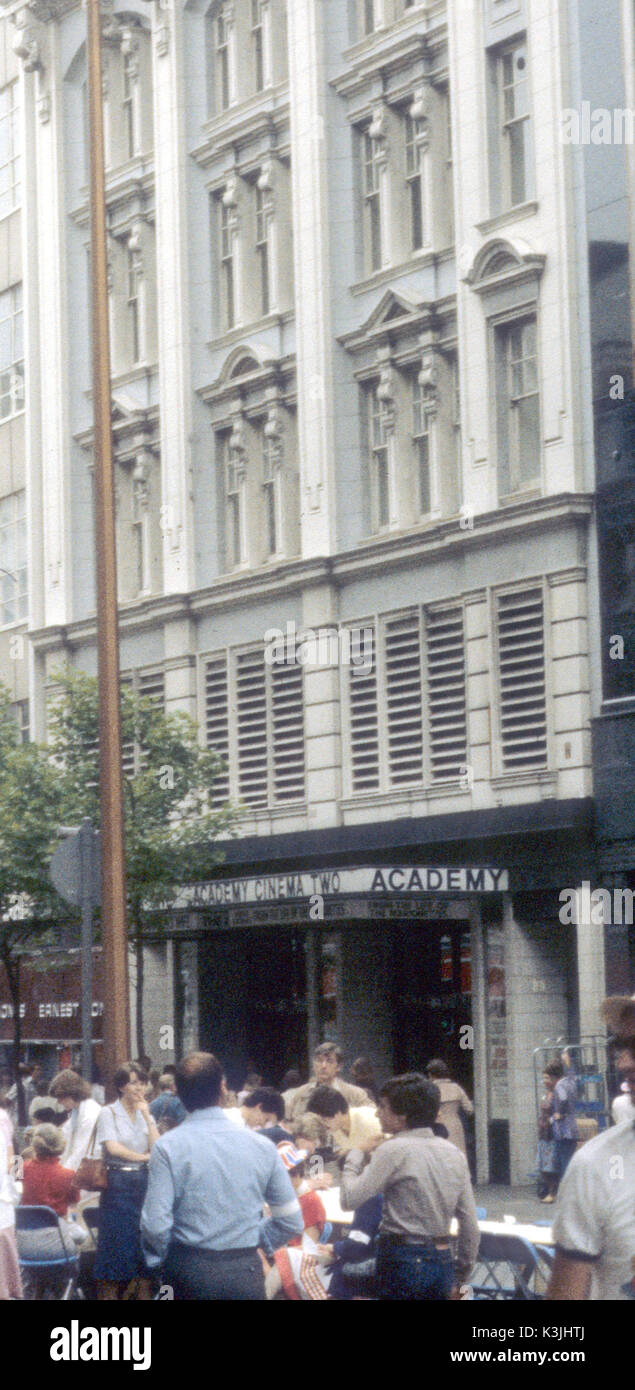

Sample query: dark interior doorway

[390,921,473,1092]
[197,928,308,1090]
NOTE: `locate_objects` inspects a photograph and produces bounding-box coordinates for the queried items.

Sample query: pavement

[474,1184,553,1224]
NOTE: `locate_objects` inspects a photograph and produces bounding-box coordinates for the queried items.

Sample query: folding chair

[16,1205,81,1301]
[471,1232,542,1300]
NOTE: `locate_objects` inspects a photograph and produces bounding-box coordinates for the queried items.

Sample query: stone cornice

[191,85,291,170]
[27,495,593,654]
[331,494,593,580]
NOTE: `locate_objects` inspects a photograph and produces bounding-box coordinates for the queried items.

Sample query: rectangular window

[405,114,424,251]
[220,200,236,329]
[496,587,548,770]
[451,352,462,484]
[0,284,24,420]
[384,612,424,785]
[11,699,29,744]
[425,607,468,778]
[369,387,390,529]
[122,55,138,160]
[348,625,380,792]
[217,12,230,110]
[363,133,383,272]
[346,607,468,794]
[121,669,165,776]
[443,89,454,242]
[497,40,531,208]
[412,377,430,515]
[132,491,149,596]
[223,440,243,568]
[127,249,143,363]
[496,316,540,494]
[255,184,271,316]
[363,0,376,35]
[262,435,277,556]
[204,654,231,804]
[0,490,27,626]
[251,0,265,92]
[219,645,305,806]
[0,84,21,219]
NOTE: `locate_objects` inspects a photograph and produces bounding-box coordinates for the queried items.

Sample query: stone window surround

[342,79,455,274]
[204,0,286,120]
[202,348,298,573]
[207,152,293,333]
[463,236,545,506]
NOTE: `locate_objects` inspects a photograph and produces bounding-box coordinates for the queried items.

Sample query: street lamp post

[86,0,130,1079]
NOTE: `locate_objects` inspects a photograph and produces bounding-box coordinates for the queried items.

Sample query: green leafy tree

[48,668,236,1055]
[0,685,64,1123]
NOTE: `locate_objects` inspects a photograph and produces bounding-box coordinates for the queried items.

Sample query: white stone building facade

[1,0,630,1181]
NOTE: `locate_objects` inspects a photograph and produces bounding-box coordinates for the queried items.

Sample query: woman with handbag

[49,1069,102,1176]
[93,1062,159,1301]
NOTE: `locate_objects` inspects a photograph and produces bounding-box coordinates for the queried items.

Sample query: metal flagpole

[86,0,130,1080]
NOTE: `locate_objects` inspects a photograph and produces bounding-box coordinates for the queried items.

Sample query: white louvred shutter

[349,624,379,791]
[271,656,305,802]
[236,647,268,805]
[120,676,136,778]
[384,612,423,786]
[426,607,468,778]
[137,669,165,771]
[496,588,548,769]
[204,654,230,803]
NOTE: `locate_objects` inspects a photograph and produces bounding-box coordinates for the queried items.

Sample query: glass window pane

[509,121,527,204]
[518,395,540,483]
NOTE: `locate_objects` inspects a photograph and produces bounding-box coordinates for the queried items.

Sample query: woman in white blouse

[93,1062,159,1300]
[49,1069,102,1172]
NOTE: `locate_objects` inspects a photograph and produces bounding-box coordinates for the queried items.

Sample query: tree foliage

[47,668,237,1051]
[0,684,64,1119]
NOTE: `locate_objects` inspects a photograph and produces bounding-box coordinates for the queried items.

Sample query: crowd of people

[0,993,634,1301]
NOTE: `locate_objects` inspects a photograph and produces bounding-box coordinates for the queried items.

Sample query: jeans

[555,1138,577,1178]
[164,1243,265,1301]
[376,1240,455,1301]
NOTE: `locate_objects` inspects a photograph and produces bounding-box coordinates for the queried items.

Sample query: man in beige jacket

[283,1043,370,1123]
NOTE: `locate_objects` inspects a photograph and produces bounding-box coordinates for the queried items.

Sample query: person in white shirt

[611,1087,635,1125]
[49,1068,102,1172]
[225,1087,285,1132]
[548,993,635,1301]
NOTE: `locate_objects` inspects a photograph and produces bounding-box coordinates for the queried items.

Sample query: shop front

[149,798,594,1185]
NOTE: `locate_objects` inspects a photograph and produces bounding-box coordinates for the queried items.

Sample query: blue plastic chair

[16,1205,81,1300]
[319,1221,333,1244]
[471,1232,542,1300]
[476,1207,487,1219]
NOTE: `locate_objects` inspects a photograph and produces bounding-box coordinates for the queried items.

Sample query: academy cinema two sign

[169,865,509,908]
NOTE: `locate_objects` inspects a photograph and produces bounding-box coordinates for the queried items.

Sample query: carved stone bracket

[368,104,389,166]
[376,346,397,432]
[264,398,284,466]
[12,7,51,121]
[418,341,440,415]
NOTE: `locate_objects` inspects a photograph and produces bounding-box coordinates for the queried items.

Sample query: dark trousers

[376,1240,455,1301]
[555,1138,577,1178]
[164,1243,265,1301]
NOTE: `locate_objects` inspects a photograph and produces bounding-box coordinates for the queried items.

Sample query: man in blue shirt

[140,1052,303,1299]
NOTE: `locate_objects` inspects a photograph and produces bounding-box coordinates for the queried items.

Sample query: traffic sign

[50,826,101,907]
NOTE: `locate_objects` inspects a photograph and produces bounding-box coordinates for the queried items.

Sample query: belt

[378,1233,451,1251]
[171,1243,258,1263]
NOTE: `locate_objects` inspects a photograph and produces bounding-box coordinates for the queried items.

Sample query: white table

[320,1190,553,1247]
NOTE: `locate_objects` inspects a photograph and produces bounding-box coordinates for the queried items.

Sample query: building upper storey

[0,0,598,633]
